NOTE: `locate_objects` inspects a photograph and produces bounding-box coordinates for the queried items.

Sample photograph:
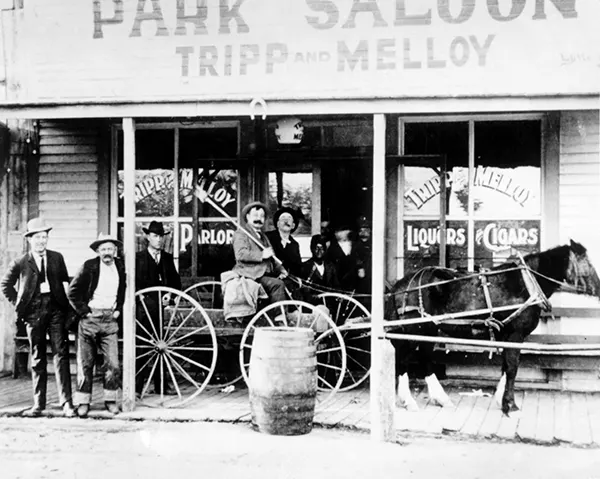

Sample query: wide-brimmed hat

[273,206,302,234]
[90,233,122,251]
[241,201,269,222]
[24,217,53,237]
[142,221,169,236]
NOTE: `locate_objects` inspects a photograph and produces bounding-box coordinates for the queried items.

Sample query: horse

[385,240,600,416]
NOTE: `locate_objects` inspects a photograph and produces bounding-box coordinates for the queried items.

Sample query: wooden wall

[0,120,34,372]
[36,120,105,275]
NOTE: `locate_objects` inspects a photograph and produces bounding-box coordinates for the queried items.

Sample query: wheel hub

[155,340,168,353]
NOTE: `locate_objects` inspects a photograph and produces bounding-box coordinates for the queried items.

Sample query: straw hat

[90,233,122,251]
[241,201,269,222]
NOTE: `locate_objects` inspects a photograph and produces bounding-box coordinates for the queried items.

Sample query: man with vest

[1,218,75,417]
[68,233,126,417]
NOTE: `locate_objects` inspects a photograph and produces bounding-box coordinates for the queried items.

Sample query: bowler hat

[90,233,122,251]
[241,201,269,222]
[24,217,53,237]
[142,221,169,236]
[273,206,302,234]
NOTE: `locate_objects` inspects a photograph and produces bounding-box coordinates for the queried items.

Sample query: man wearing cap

[232,201,287,304]
[135,221,180,395]
[1,217,75,417]
[67,233,126,417]
[266,206,303,279]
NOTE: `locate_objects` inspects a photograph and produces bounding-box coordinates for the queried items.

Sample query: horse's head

[566,240,600,299]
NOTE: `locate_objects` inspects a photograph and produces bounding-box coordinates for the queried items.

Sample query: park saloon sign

[18,0,600,102]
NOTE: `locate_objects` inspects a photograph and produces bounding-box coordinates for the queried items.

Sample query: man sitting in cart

[231,201,288,305]
[300,234,340,304]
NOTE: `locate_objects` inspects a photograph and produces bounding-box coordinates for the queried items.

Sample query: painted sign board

[11,0,600,103]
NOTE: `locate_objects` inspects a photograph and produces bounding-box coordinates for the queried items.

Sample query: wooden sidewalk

[1,373,598,447]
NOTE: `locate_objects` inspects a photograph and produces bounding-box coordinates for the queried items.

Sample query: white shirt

[148,248,161,264]
[88,261,119,310]
[315,263,325,277]
[32,252,50,294]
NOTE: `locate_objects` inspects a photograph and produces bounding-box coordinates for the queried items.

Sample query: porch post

[370,114,395,442]
[122,118,136,412]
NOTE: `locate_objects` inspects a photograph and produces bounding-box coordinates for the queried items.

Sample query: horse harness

[395,255,551,342]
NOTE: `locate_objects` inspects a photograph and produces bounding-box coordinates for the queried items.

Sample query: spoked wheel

[239,300,347,408]
[184,281,243,389]
[318,293,371,392]
[183,280,223,309]
[135,286,218,408]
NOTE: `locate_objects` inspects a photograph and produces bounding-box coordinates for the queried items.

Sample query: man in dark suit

[0,217,75,417]
[135,221,181,395]
[232,201,287,304]
[68,233,126,417]
[135,221,181,292]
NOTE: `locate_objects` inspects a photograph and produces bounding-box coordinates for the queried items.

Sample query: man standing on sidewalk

[0,217,75,417]
[67,233,126,418]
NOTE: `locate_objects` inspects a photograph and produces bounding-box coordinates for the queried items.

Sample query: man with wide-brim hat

[231,201,287,305]
[1,217,75,418]
[135,221,181,397]
[266,206,303,279]
[68,232,126,417]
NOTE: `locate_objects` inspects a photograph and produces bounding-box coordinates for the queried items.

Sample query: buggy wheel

[135,286,218,408]
[184,281,243,389]
[318,293,371,392]
[239,300,346,407]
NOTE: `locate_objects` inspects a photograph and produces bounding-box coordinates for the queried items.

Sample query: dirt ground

[1,417,599,479]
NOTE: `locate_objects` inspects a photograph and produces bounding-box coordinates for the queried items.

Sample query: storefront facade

[1,1,599,393]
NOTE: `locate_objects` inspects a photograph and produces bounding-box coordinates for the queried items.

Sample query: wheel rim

[135,286,218,408]
[239,300,346,408]
[318,293,371,392]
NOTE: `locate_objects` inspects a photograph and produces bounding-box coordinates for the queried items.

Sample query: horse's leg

[394,340,419,411]
[501,334,522,417]
[418,343,454,408]
[494,371,507,407]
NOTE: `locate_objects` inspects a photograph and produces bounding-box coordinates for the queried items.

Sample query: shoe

[105,401,120,415]
[76,404,89,418]
[63,403,76,418]
[22,406,43,418]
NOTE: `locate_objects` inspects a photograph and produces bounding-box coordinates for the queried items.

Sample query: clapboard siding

[38,120,101,274]
[559,111,600,251]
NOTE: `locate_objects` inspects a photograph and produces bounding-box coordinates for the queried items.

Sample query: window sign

[178,221,236,278]
[403,167,469,216]
[179,168,239,218]
[474,220,541,268]
[404,220,469,272]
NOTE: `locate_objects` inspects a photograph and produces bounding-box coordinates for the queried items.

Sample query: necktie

[40,257,46,283]
[153,252,160,264]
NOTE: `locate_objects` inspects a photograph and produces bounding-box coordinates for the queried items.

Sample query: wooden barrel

[249,327,317,435]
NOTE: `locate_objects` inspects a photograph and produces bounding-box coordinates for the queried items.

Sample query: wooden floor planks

[1,376,598,447]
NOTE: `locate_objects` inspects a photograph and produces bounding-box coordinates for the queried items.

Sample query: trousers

[22,294,72,409]
[75,309,120,405]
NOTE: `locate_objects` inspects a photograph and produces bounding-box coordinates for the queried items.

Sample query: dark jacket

[265,230,302,277]
[67,257,126,317]
[300,258,340,304]
[135,250,181,291]
[1,250,70,317]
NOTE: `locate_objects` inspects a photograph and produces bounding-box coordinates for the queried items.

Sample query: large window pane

[404,122,469,216]
[473,121,541,217]
[117,129,175,217]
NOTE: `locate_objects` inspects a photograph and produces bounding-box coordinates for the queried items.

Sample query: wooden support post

[121,118,136,412]
[370,113,394,442]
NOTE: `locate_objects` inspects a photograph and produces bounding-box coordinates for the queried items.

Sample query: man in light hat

[1,217,76,417]
[232,201,287,304]
[266,206,303,279]
[135,221,180,396]
[67,233,126,417]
